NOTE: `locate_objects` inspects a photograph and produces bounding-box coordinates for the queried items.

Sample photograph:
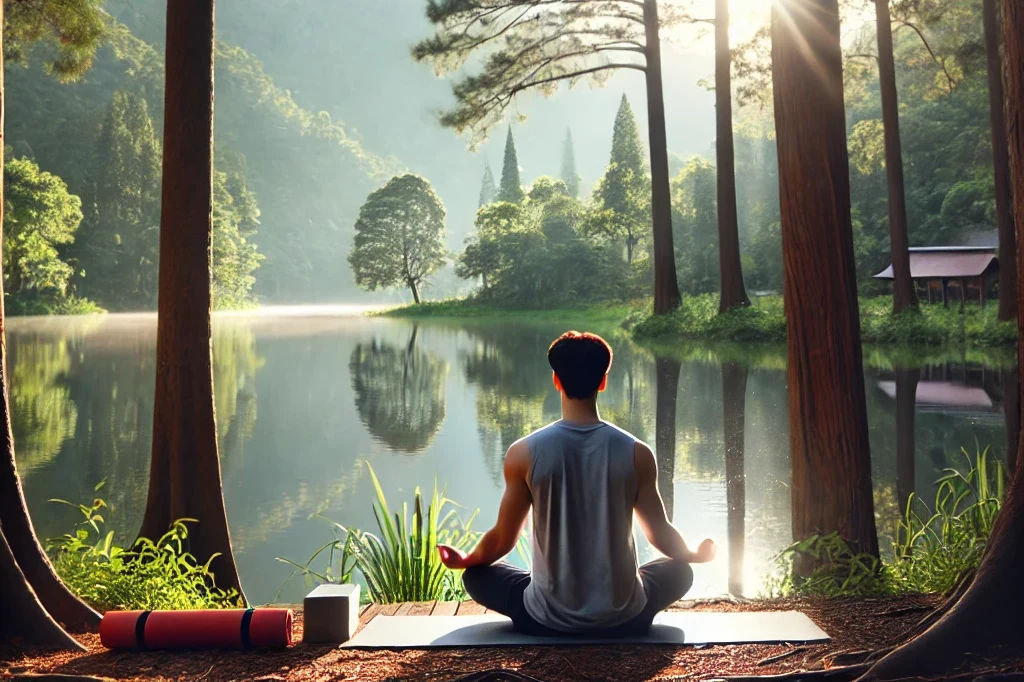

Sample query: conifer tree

[561,129,580,198]
[479,162,497,207]
[610,95,647,177]
[497,128,525,203]
[597,96,649,264]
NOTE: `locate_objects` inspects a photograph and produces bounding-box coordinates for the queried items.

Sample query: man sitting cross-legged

[438,330,716,637]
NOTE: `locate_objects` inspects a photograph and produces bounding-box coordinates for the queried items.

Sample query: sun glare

[671,0,771,47]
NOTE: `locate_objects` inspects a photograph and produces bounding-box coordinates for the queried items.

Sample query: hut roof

[873,249,997,280]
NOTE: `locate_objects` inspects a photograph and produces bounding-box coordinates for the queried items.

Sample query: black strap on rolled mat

[240,607,256,649]
[135,610,153,650]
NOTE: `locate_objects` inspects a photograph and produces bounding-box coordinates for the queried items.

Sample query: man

[439,330,715,636]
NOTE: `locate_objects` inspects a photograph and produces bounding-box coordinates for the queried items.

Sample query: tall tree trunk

[644,0,682,315]
[137,0,244,599]
[875,0,916,314]
[0,1,90,649]
[721,362,747,596]
[894,367,919,519]
[715,0,751,313]
[1003,367,1019,473]
[858,4,1024,677]
[771,0,879,559]
[655,357,680,522]
[410,280,422,304]
[985,0,1017,322]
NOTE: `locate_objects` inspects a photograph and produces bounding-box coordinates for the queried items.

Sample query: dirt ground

[4,595,1022,682]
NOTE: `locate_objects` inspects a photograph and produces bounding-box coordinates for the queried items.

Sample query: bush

[47,482,242,611]
[764,447,1006,598]
[631,293,787,342]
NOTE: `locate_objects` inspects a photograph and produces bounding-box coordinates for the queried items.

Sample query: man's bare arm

[457,439,532,568]
[633,441,715,564]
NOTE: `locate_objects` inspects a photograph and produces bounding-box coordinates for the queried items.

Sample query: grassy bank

[630,294,1017,347]
[376,298,639,332]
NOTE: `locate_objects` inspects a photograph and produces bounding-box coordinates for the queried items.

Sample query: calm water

[10,309,1013,605]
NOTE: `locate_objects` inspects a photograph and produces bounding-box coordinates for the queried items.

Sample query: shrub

[47,482,242,611]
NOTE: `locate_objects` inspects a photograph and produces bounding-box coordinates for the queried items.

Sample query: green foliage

[278,464,479,604]
[496,128,525,204]
[594,96,650,264]
[560,129,580,199]
[3,157,94,315]
[670,158,719,294]
[632,294,786,342]
[349,174,448,303]
[765,448,1007,598]
[47,482,242,611]
[212,167,264,310]
[479,162,497,207]
[4,0,107,83]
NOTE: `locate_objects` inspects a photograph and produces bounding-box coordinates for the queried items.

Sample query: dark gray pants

[462,557,693,637]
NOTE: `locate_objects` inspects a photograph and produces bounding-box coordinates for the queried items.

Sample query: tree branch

[893,19,957,92]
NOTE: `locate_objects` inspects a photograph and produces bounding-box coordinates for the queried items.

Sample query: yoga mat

[344,611,829,648]
[100,608,293,650]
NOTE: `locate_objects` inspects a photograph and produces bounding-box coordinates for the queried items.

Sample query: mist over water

[11,310,1010,604]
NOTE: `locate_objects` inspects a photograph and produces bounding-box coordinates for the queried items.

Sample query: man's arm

[440,439,532,569]
[633,441,715,564]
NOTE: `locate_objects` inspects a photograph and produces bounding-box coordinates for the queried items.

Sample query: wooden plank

[379,603,402,617]
[408,601,435,616]
[456,601,487,616]
[394,602,415,616]
[360,603,381,623]
[432,601,459,617]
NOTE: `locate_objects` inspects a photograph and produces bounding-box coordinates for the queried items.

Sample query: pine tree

[561,129,580,198]
[598,95,650,264]
[479,162,497,207]
[610,95,647,178]
[497,127,525,203]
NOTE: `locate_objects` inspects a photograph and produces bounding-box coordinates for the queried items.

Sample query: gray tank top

[521,419,647,631]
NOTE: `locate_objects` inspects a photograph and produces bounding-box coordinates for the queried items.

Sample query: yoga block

[303,584,360,644]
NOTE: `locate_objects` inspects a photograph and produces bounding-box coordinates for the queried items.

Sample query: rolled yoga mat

[100,608,293,650]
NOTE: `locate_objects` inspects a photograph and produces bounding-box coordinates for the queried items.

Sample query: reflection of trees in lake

[721,363,747,596]
[349,327,448,454]
[655,357,680,521]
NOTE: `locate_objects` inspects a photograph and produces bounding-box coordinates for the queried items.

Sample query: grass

[631,294,1017,347]
[47,481,242,611]
[765,447,1007,598]
[377,297,639,333]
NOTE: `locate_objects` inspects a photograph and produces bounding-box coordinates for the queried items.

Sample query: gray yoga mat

[343,611,829,648]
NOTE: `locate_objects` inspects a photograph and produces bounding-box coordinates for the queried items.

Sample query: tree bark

[874,0,916,314]
[0,1,91,649]
[894,367,919,520]
[721,362,747,596]
[771,0,879,559]
[1002,368,1019,473]
[985,0,1017,322]
[857,4,1024,677]
[410,280,422,304]
[137,0,244,599]
[644,0,682,315]
[655,356,680,522]
[715,0,751,313]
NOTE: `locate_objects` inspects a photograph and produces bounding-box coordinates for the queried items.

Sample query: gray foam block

[343,611,829,649]
[303,584,360,644]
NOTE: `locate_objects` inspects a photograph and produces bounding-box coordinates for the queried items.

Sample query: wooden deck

[357,601,492,631]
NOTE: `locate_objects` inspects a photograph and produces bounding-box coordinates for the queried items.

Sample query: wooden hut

[873,246,999,307]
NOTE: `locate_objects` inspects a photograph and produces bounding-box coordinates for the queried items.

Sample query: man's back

[522,419,647,632]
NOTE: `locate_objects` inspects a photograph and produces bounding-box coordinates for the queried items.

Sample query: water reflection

[7,312,1017,604]
[349,326,448,454]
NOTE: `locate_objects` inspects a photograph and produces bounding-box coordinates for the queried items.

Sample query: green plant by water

[47,481,242,611]
[765,447,1007,598]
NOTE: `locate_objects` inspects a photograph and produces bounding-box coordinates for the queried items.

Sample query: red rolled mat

[100,608,293,650]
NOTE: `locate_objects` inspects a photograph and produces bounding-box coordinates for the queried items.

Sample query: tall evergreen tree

[479,161,497,207]
[497,127,524,203]
[610,95,647,177]
[597,96,650,264]
[561,129,580,198]
[76,90,162,311]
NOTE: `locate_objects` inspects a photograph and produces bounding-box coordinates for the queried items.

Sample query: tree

[671,157,719,294]
[771,0,878,560]
[560,128,580,198]
[598,96,650,265]
[76,90,162,311]
[413,0,681,313]
[3,158,82,313]
[136,0,245,599]
[0,1,100,648]
[984,0,1016,322]
[497,127,525,204]
[874,0,916,314]
[479,161,497,207]
[654,357,680,522]
[721,362,746,596]
[4,0,106,83]
[714,0,751,312]
[212,168,264,310]
[349,174,448,304]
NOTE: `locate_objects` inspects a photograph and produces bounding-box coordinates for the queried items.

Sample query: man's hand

[438,544,471,569]
[692,538,716,563]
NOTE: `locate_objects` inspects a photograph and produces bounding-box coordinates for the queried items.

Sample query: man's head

[547,331,613,400]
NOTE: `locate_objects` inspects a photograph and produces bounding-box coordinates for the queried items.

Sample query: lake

[10,308,1014,605]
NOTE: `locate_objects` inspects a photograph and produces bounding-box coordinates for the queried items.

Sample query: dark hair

[547,331,613,400]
